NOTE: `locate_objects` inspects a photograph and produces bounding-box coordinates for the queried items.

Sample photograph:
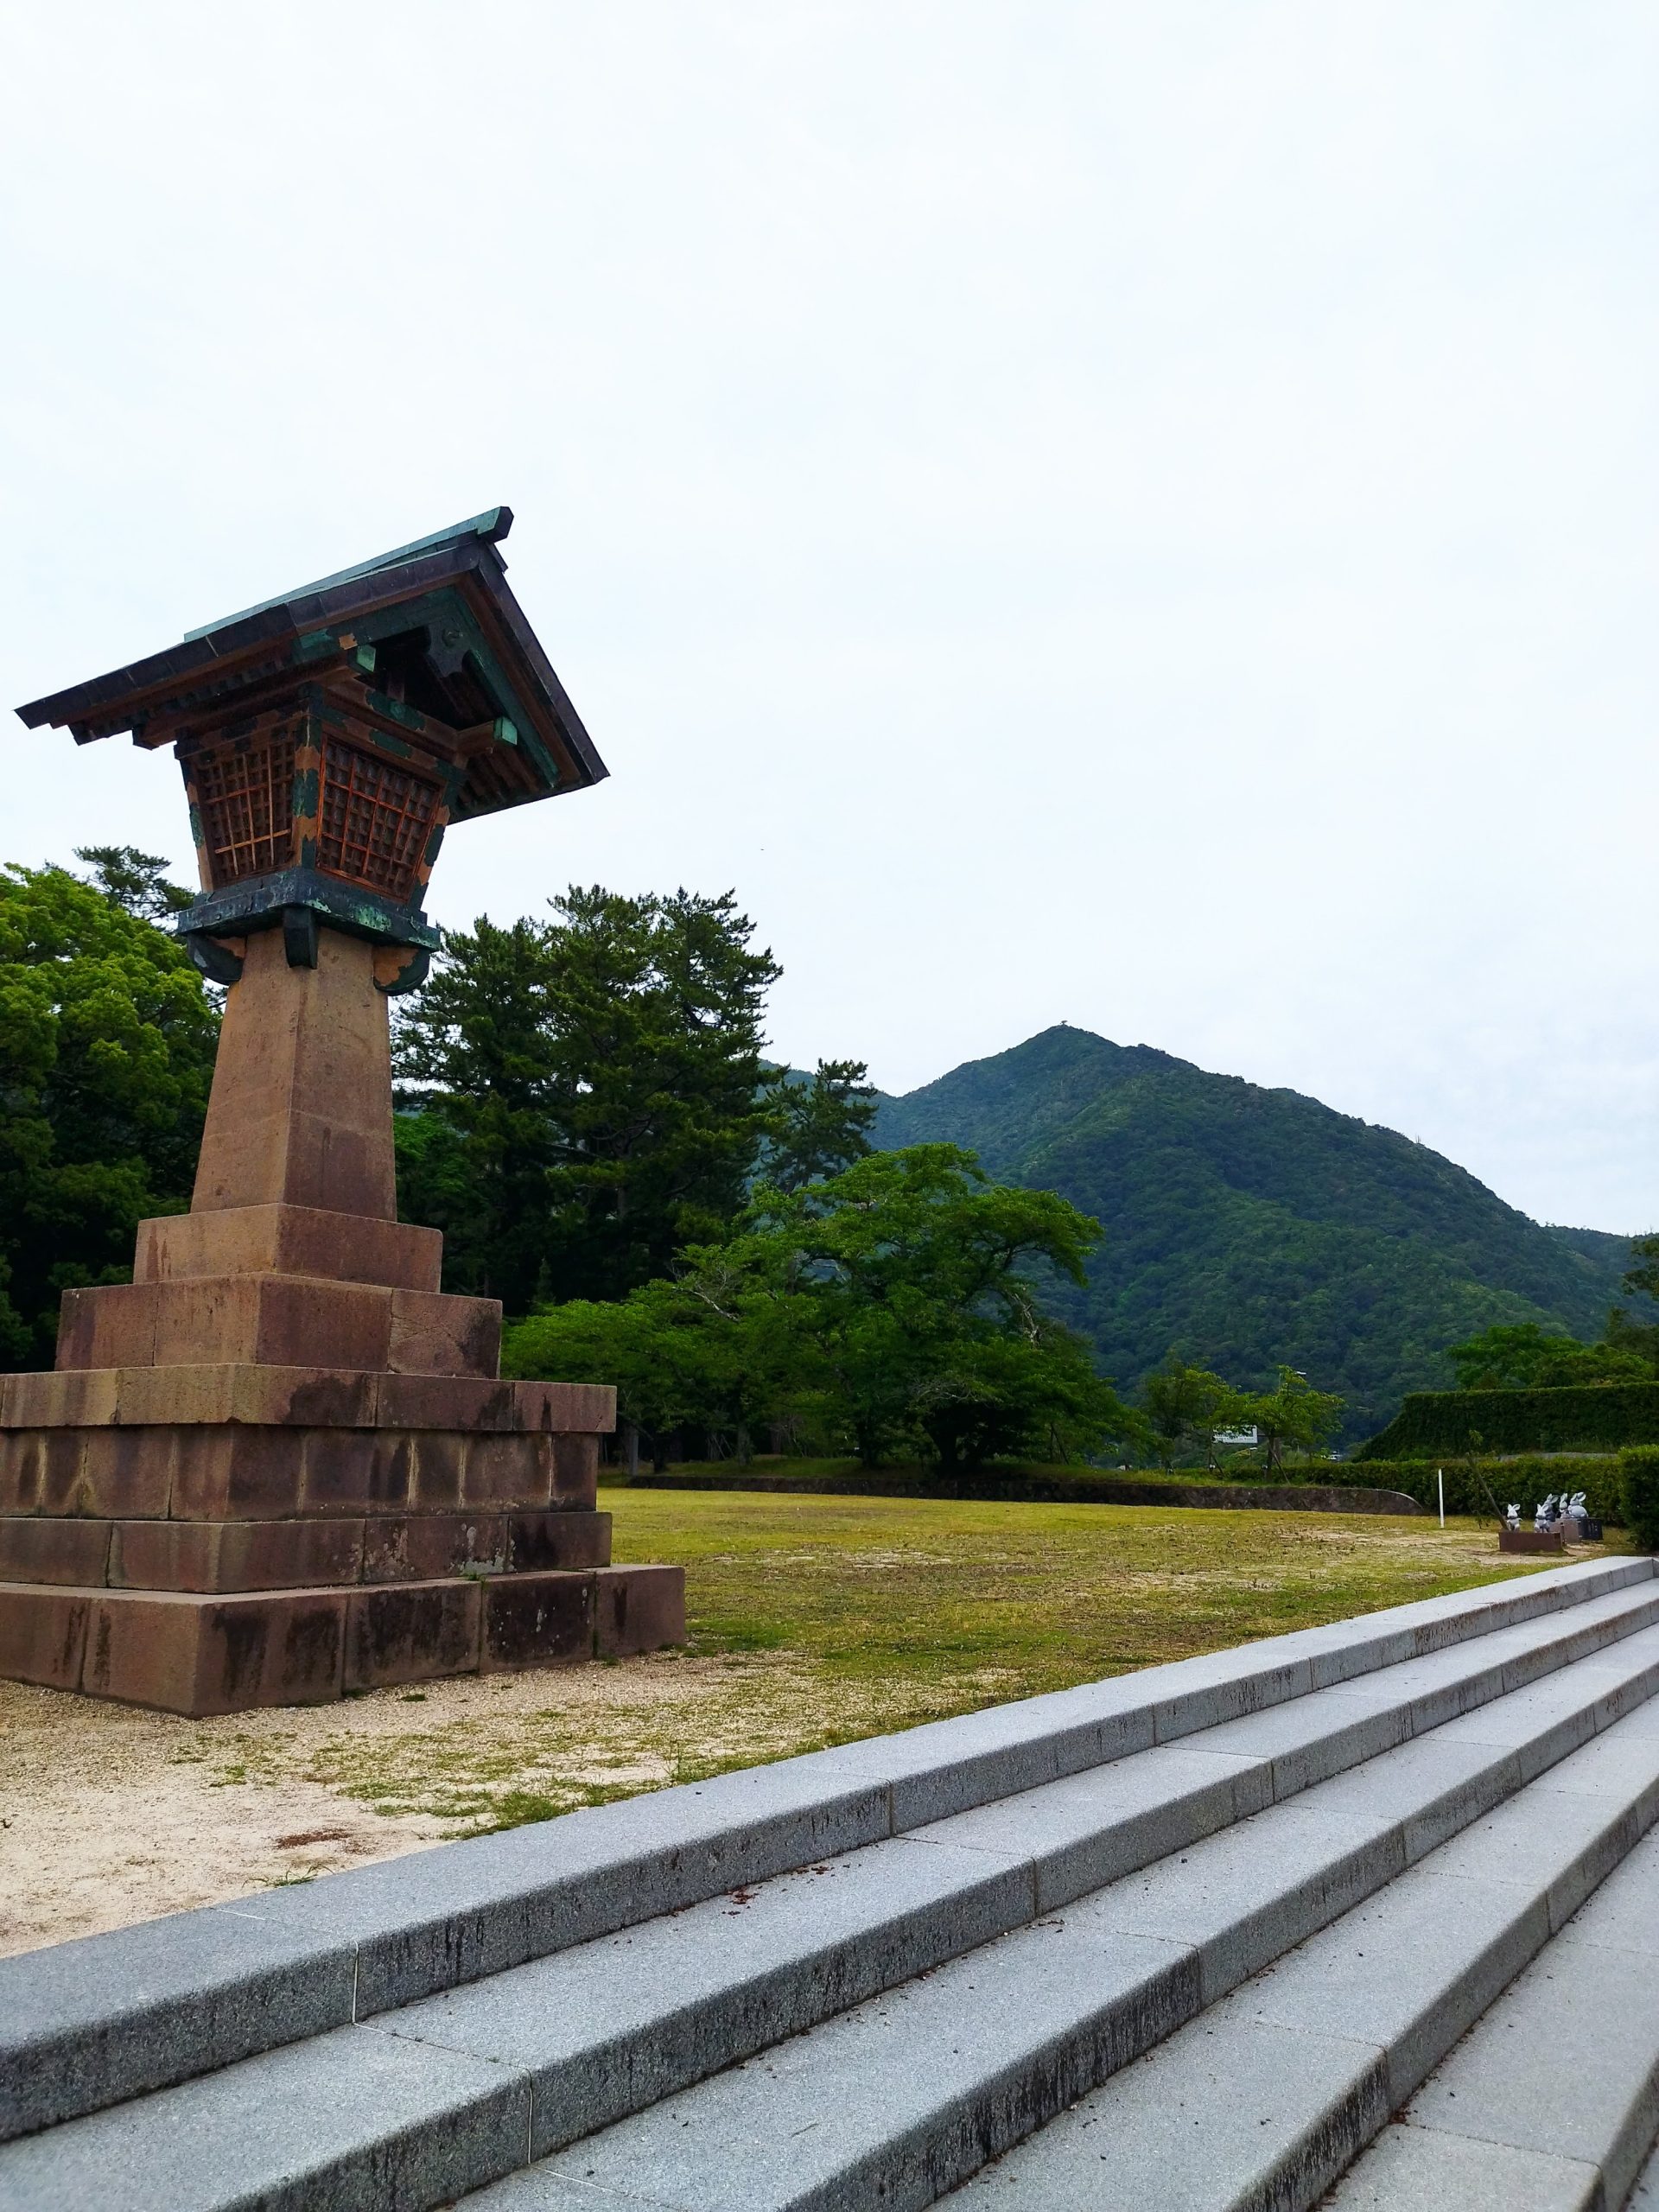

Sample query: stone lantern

[2,511,683,1714]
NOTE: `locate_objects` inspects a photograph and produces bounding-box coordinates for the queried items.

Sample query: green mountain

[870,1026,1631,1442]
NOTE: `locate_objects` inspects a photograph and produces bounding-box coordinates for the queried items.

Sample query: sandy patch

[0,1650,955,1958]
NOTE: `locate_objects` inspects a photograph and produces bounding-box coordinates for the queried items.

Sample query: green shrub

[1356,1386,1659,1461]
[1619,1446,1659,1551]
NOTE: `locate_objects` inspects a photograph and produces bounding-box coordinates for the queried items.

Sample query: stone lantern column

[2,512,683,1714]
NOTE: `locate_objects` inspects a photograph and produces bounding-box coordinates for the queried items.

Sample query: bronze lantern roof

[16,507,607,818]
[15,510,607,980]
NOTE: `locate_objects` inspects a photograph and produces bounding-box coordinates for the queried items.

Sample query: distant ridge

[871,1025,1629,1441]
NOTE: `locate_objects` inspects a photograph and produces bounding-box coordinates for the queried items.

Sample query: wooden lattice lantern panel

[181,702,448,917]
[190,716,302,884]
[21,508,607,985]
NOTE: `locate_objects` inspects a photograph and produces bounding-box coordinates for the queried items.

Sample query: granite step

[4,1554,1642,2146]
[450,1634,1659,2212]
[1321,1823,1659,2212]
[931,1696,1659,2212]
[0,1567,1649,2209]
[10,1597,1640,2211]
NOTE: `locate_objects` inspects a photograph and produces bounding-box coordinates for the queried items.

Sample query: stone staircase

[5,1554,1659,2209]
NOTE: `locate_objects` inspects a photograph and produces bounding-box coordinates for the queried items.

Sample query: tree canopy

[72,845,195,921]
[1445,1319,1649,1391]
[0,859,216,1366]
[758,1058,879,1195]
[1141,1359,1243,1471]
[395,887,879,1313]
[1245,1364,1345,1470]
[397,887,785,1309]
[506,1144,1134,1471]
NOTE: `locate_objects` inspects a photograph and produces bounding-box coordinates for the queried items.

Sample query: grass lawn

[607,1481,1614,1700]
[0,1484,1629,1954]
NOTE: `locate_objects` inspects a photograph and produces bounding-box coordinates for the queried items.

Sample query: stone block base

[55,1274,502,1378]
[134,1205,442,1294]
[0,1421,601,1523]
[0,1508,613,1592]
[0,1564,685,1716]
[0,1351,681,1711]
[1499,1527,1568,1554]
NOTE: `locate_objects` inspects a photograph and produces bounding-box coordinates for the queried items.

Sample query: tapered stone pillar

[2,510,684,1713]
[193,926,398,1218]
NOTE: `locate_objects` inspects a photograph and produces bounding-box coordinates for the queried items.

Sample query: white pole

[1438,1467,1445,1529]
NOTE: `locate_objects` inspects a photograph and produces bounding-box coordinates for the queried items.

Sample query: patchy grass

[296,1489,1625,1833]
[2,1487,1630,1951]
[606,1483,1614,1688]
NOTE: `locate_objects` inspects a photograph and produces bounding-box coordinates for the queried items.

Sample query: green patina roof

[181,509,512,641]
[15,506,607,811]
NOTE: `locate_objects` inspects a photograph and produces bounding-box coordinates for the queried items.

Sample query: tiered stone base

[0,1361,684,1715]
[0,932,687,1715]
[0,1564,683,1717]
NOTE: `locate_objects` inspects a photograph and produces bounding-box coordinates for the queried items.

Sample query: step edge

[530,1732,1659,2212]
[926,1714,1659,2212]
[0,1554,1647,2144]
[20,1618,1656,2207]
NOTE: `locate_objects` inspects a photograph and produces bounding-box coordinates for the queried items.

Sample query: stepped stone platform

[5,1554,1659,2209]
[0,929,683,1716]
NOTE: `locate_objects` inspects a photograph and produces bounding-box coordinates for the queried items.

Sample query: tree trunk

[623,1421,640,1480]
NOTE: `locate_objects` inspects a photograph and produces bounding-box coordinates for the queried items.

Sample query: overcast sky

[3,3,1656,1231]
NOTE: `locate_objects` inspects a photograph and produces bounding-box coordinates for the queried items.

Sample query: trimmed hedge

[1620,1446,1659,1551]
[627,1466,1423,1515]
[1342,1456,1621,1523]
[1356,1385,1659,1461]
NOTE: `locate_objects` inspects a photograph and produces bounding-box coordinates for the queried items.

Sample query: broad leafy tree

[509,1144,1133,1472]
[505,1283,720,1472]
[1446,1320,1649,1390]
[1242,1365,1345,1471]
[736,1144,1125,1469]
[0,860,216,1368]
[1141,1358,1243,1471]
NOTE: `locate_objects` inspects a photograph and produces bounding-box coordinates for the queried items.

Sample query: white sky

[3,3,1656,1231]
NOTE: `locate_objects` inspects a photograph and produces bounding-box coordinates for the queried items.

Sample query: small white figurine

[1505,1503,1521,1530]
[1534,1494,1557,1531]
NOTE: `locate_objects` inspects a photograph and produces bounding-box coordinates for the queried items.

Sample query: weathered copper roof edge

[180,507,513,639]
[14,519,609,792]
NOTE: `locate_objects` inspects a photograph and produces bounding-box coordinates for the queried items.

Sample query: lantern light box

[20,505,607,981]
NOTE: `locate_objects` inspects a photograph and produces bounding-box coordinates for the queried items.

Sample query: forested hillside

[873,1027,1631,1441]
[4,845,1634,1456]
